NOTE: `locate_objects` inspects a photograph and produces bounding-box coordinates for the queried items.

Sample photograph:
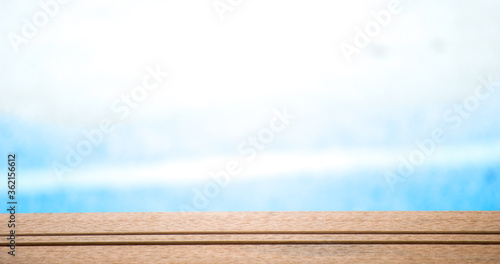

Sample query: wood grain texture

[1,212,499,263]
[3,245,500,264]
[3,211,500,235]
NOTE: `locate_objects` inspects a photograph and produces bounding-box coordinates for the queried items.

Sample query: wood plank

[2,245,500,263]
[1,212,499,262]
[10,234,500,245]
[3,211,500,235]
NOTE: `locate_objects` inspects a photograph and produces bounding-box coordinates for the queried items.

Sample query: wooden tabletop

[1,211,499,263]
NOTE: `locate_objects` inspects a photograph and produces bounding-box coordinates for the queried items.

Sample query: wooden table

[1,212,500,263]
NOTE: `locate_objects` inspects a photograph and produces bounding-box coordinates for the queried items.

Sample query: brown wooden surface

[1,212,500,263]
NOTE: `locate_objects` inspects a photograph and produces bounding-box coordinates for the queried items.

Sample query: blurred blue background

[1,0,499,212]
